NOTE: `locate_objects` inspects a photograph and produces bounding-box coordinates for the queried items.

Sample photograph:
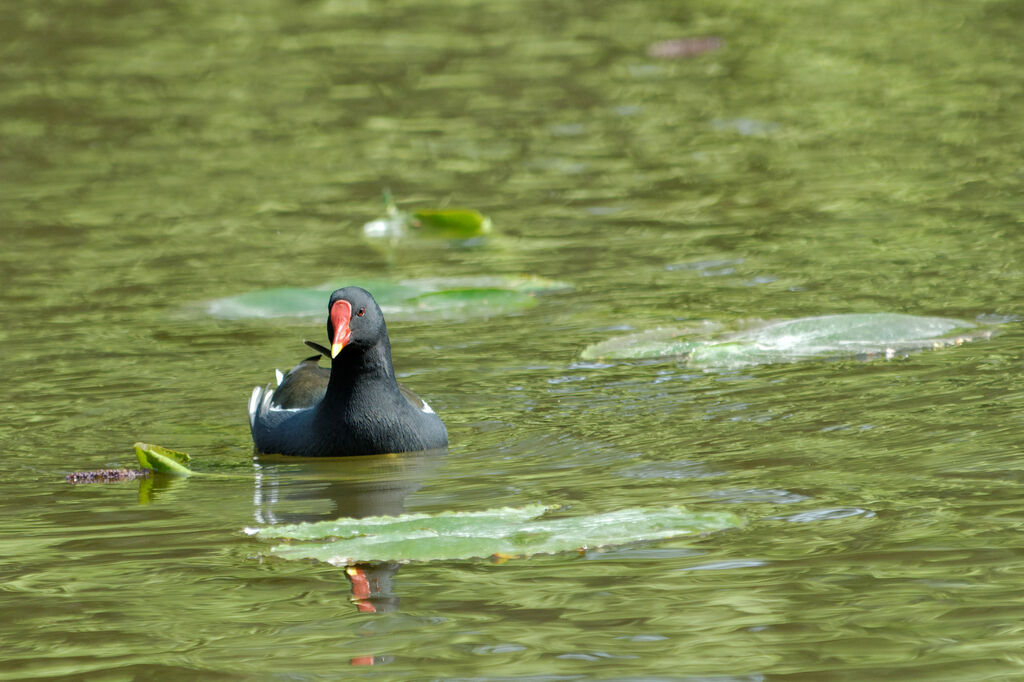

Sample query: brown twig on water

[65,468,152,484]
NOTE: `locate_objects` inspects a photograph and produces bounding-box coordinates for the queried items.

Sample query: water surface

[2,0,1024,679]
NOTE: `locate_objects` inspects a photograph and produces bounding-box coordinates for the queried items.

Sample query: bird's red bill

[330,300,352,357]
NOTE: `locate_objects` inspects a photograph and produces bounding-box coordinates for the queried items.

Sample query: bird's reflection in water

[252,448,444,617]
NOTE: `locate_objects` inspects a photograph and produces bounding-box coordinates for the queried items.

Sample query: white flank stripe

[248,387,262,426]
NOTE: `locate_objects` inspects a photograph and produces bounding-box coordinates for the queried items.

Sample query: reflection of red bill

[350,656,375,666]
[345,566,377,613]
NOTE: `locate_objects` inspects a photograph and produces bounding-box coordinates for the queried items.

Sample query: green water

[3,0,1024,678]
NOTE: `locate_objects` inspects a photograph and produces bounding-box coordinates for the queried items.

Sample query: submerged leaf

[134,442,194,476]
[205,286,331,319]
[399,288,536,319]
[581,328,703,361]
[205,276,571,321]
[581,313,990,367]
[748,313,974,347]
[403,275,571,295]
[248,505,742,564]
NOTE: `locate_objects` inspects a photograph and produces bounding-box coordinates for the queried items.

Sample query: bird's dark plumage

[248,287,448,457]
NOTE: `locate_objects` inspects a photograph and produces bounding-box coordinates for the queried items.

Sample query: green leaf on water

[134,442,194,476]
[363,193,492,241]
[581,313,990,367]
[410,209,492,238]
[247,504,742,564]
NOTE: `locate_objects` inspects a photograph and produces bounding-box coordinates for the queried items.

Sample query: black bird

[248,287,448,457]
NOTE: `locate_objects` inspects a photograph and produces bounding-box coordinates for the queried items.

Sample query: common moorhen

[248,287,448,457]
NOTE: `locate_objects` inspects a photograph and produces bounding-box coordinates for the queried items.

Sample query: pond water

[3,0,1024,679]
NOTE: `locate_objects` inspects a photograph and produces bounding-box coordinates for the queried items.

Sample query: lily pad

[581,313,991,367]
[134,442,194,476]
[205,276,571,321]
[245,504,742,564]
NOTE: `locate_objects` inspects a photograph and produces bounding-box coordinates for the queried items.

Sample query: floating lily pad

[246,504,742,564]
[581,313,991,367]
[134,442,194,476]
[205,276,571,321]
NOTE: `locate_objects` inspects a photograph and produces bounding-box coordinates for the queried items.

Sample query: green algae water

[2,0,1024,678]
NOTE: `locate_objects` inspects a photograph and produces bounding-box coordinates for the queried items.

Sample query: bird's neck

[324,339,397,403]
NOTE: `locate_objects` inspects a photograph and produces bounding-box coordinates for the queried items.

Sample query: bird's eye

[357,306,366,317]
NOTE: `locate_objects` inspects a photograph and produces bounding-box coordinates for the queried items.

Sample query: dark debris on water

[647,36,724,59]
[65,468,151,484]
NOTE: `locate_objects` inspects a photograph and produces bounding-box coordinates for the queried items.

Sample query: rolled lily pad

[134,442,194,476]
[246,504,742,564]
[363,193,491,240]
[581,313,991,367]
[205,276,571,321]
[411,209,492,239]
